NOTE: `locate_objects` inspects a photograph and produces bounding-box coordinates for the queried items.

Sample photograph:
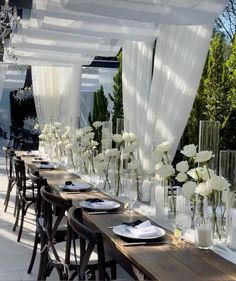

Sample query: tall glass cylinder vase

[102,121,112,151]
[116,118,129,134]
[198,120,220,173]
[220,150,236,238]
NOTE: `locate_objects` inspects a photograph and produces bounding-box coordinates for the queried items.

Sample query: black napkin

[85,198,104,203]
[40,161,49,165]
[122,220,143,227]
[65,181,74,186]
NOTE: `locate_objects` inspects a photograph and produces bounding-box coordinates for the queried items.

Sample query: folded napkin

[122,220,143,227]
[127,220,161,238]
[63,182,91,190]
[22,151,39,157]
[85,198,116,208]
[36,163,54,169]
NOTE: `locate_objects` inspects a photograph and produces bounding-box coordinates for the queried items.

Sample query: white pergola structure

[1,0,228,170]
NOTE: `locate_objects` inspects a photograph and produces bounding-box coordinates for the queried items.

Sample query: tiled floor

[0,139,131,281]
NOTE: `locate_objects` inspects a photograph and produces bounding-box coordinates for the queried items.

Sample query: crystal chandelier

[0,0,20,43]
[13,86,33,103]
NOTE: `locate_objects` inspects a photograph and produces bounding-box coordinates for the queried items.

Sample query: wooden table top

[19,152,236,281]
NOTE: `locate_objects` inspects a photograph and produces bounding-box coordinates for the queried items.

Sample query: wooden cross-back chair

[40,186,116,281]
[2,146,16,212]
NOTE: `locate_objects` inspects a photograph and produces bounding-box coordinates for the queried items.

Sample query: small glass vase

[164,183,176,218]
[227,206,236,250]
[194,196,213,249]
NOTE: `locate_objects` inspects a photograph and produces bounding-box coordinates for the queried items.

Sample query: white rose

[201,166,215,181]
[86,132,95,140]
[65,143,73,150]
[195,151,214,163]
[176,161,189,172]
[182,181,196,197]
[91,140,99,147]
[122,132,131,142]
[187,167,203,180]
[94,153,105,163]
[175,172,187,182]
[106,148,120,158]
[62,132,69,140]
[57,141,63,147]
[195,182,212,197]
[129,132,138,142]
[207,176,230,191]
[157,141,171,153]
[156,163,175,178]
[112,134,123,143]
[38,134,46,140]
[181,144,197,157]
[75,129,84,138]
[81,136,90,146]
[93,121,102,128]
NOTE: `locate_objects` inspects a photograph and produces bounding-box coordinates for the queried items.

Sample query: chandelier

[0,0,20,43]
[13,86,33,103]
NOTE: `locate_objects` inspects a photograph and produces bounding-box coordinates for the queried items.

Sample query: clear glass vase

[194,196,213,249]
[198,120,220,173]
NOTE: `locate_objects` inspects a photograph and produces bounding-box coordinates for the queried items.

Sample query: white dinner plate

[80,200,120,211]
[112,224,165,240]
[61,182,92,191]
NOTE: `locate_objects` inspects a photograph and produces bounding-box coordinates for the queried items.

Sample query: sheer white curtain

[122,40,153,136]
[32,65,82,128]
[141,24,213,171]
[0,64,9,101]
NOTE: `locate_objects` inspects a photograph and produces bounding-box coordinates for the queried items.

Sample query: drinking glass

[124,177,138,214]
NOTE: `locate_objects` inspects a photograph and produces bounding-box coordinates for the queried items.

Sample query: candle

[229,225,236,250]
[176,195,186,214]
[155,184,165,218]
[196,224,212,248]
[140,180,151,203]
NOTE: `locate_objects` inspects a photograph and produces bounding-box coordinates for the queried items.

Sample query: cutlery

[65,191,81,194]
[122,241,167,247]
[88,211,124,215]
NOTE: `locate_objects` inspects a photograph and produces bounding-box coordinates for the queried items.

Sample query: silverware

[65,191,81,194]
[122,241,166,247]
[88,211,124,215]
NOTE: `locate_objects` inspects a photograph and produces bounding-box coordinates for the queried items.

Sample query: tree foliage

[109,52,123,133]
[215,0,236,42]
[88,85,110,125]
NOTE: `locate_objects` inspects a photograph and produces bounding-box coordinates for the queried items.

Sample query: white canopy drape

[0,65,9,101]
[32,65,82,128]
[123,25,214,171]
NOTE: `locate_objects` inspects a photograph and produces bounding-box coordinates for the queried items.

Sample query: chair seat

[49,239,113,265]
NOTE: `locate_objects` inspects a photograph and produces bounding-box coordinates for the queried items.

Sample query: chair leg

[27,228,40,273]
[110,261,117,280]
[37,232,47,280]
[4,181,14,212]
[13,191,19,217]
[13,198,21,231]
[17,200,26,242]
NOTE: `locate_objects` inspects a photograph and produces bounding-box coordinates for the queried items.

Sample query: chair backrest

[40,185,72,262]
[28,171,47,218]
[68,207,106,281]
[3,146,15,180]
[13,156,28,194]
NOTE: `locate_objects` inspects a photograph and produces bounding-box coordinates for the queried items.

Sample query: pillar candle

[196,224,212,248]
[155,184,165,218]
[140,180,151,203]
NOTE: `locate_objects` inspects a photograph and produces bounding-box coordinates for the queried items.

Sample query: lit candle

[228,209,236,250]
[196,224,212,248]
[155,183,165,218]
[176,195,186,214]
[140,180,151,203]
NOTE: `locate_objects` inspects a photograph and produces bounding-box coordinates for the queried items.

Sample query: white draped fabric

[122,41,153,139]
[61,0,227,25]
[123,25,213,171]
[3,65,27,91]
[32,65,82,128]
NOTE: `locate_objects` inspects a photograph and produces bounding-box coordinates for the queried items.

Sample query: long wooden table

[21,153,236,281]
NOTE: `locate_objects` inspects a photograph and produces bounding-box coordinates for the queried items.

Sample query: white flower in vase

[83,126,93,133]
[122,132,131,143]
[157,141,172,153]
[181,144,197,157]
[195,151,214,163]
[128,132,138,142]
[176,172,188,182]
[93,121,103,128]
[113,134,123,143]
[176,161,189,173]
[155,163,175,178]
[201,166,215,181]
[187,167,203,181]
[128,160,140,171]
[123,143,136,154]
[207,176,230,191]
[106,148,120,158]
[91,140,99,148]
[195,182,212,197]
[182,181,196,197]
